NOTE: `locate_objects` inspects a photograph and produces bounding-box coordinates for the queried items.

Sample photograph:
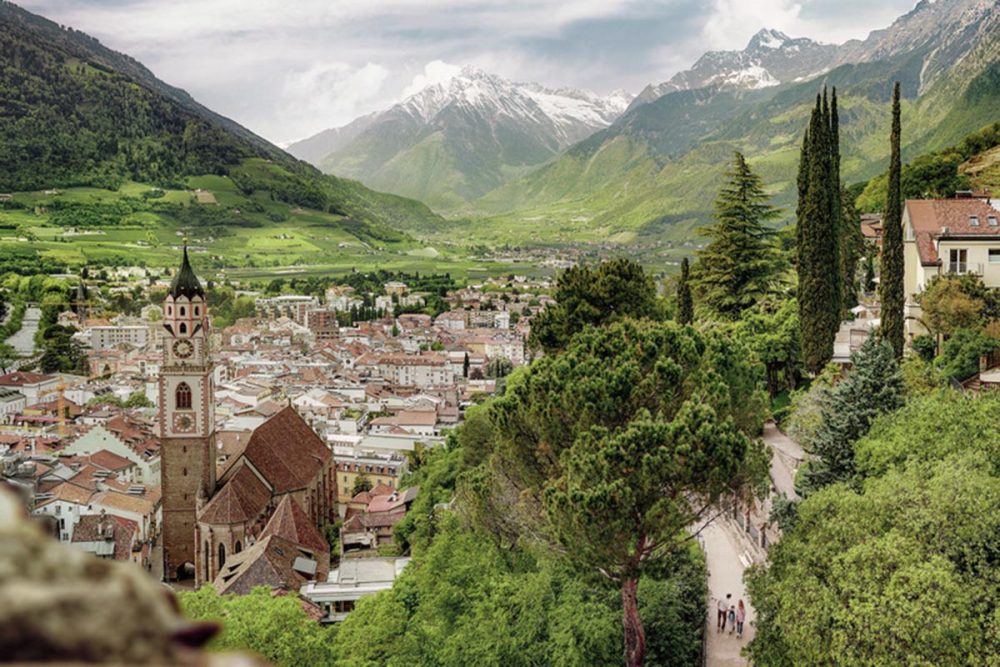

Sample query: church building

[159,248,336,586]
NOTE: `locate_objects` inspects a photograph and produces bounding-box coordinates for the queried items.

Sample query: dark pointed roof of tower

[169,245,205,299]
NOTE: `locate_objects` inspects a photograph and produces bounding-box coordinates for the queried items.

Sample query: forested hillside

[0,0,442,234]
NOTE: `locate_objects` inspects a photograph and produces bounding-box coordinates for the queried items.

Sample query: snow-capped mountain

[630,0,998,112]
[288,67,632,208]
[629,29,838,110]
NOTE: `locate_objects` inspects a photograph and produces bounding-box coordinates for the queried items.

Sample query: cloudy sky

[21,0,918,145]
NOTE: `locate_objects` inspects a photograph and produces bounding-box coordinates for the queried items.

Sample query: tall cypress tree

[676,257,694,325]
[830,88,848,316]
[692,152,781,319]
[795,126,811,268]
[798,94,839,373]
[880,82,905,359]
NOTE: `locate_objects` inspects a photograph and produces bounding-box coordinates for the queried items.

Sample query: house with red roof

[903,196,1000,337]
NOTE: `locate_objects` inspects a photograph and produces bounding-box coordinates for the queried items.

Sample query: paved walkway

[762,422,806,499]
[703,519,756,666]
[5,306,40,356]
[701,424,804,666]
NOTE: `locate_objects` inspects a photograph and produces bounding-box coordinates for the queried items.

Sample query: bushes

[749,389,1000,665]
[936,327,999,381]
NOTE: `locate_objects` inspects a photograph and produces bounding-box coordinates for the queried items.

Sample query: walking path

[703,518,757,666]
[702,423,805,666]
[5,306,41,357]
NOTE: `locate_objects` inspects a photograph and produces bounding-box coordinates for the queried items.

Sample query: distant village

[0,253,551,623]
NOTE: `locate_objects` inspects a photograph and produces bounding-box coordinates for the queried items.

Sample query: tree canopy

[528,258,658,353]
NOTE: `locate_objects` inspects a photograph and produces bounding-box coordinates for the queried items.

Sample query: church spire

[169,244,205,300]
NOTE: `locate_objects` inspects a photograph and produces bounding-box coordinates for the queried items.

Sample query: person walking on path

[736,600,746,639]
[728,606,736,635]
[717,594,731,632]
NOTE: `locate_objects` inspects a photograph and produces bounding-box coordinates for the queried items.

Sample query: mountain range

[2,0,999,260]
[291,0,1000,249]
[288,69,633,209]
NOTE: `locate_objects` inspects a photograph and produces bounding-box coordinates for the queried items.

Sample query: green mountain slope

[0,0,442,239]
[463,0,1000,246]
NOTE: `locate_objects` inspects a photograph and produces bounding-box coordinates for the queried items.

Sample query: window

[990,249,1000,265]
[180,306,186,316]
[949,248,968,274]
[166,306,172,316]
[970,215,980,227]
[194,306,200,316]
[990,216,999,227]
[218,543,226,569]
[179,322,187,334]
[176,383,192,409]
[234,540,242,554]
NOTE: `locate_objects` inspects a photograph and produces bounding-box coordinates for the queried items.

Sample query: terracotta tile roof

[199,464,271,526]
[37,481,94,507]
[341,513,366,532]
[213,535,323,595]
[91,490,157,516]
[239,406,330,494]
[259,495,330,557]
[88,449,134,471]
[0,371,54,386]
[72,513,138,560]
[350,490,373,504]
[367,492,407,515]
[363,509,407,529]
[370,410,437,427]
[370,482,395,497]
[906,199,1000,264]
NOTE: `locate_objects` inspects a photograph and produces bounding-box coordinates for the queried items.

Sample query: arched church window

[194,306,200,316]
[180,306,186,317]
[204,541,209,581]
[234,540,242,554]
[179,322,187,334]
[176,382,192,409]
[167,306,172,316]
[218,543,226,569]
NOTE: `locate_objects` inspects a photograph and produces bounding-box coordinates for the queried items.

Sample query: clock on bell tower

[159,245,216,581]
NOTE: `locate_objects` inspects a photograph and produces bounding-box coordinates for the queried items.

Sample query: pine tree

[797,93,840,373]
[880,82,905,359]
[692,152,781,319]
[797,335,903,495]
[676,257,694,325]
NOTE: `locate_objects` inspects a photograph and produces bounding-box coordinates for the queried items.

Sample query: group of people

[715,593,747,639]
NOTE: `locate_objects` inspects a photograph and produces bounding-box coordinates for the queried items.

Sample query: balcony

[947,262,984,275]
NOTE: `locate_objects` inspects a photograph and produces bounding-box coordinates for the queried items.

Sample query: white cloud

[702,0,804,50]
[400,60,463,99]
[279,62,390,143]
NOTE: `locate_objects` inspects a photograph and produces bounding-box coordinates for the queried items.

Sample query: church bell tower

[159,246,216,580]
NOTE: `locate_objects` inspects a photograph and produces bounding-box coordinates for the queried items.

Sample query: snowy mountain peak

[748,28,791,50]
[395,66,632,131]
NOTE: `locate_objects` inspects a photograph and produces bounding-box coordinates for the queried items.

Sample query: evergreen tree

[692,152,781,319]
[798,335,903,495]
[840,189,865,309]
[795,127,811,256]
[880,82,905,359]
[676,257,694,325]
[863,250,877,294]
[797,93,840,373]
